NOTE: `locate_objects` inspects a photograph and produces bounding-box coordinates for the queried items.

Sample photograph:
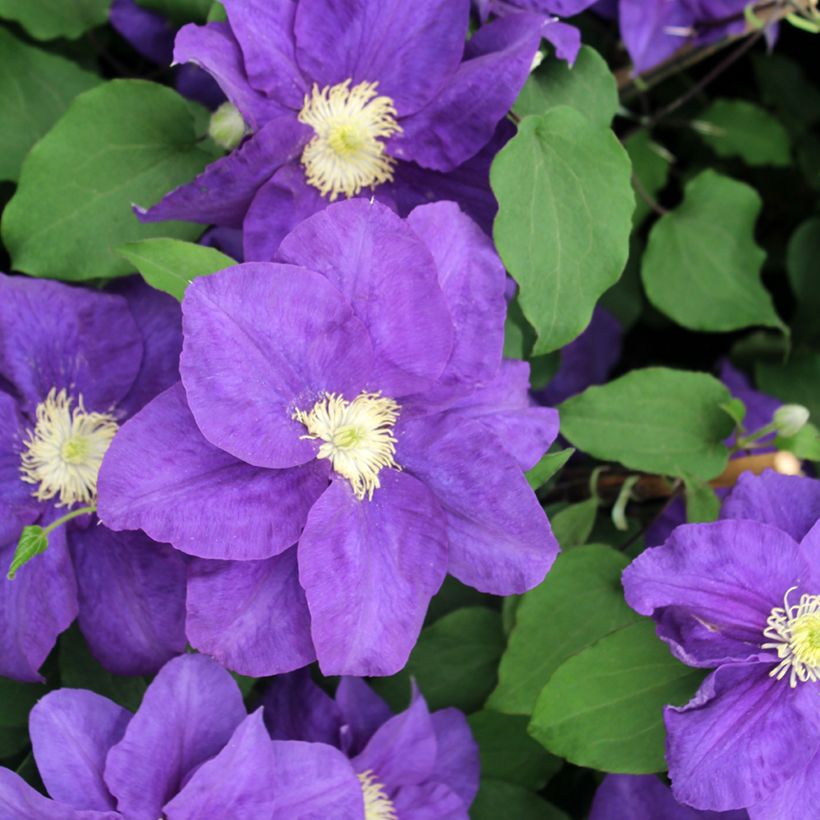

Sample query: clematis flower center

[19,388,118,508]
[293,391,400,501]
[297,80,402,201]
[357,770,397,820]
[762,586,820,687]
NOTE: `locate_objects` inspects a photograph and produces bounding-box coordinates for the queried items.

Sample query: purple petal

[721,471,820,544]
[174,63,225,110]
[430,709,480,806]
[0,392,40,545]
[543,21,582,63]
[68,525,186,676]
[406,202,506,390]
[174,22,287,127]
[393,782,467,820]
[750,748,820,820]
[113,278,183,419]
[104,654,246,819]
[98,383,328,560]
[0,523,77,682]
[397,416,558,594]
[276,199,454,397]
[165,711,363,819]
[540,306,623,406]
[620,0,694,74]
[222,0,307,109]
[260,669,342,745]
[138,118,309,229]
[0,768,118,820]
[298,473,448,676]
[181,263,374,469]
[242,161,327,261]
[293,0,469,117]
[718,361,780,450]
[0,275,141,415]
[666,663,820,811]
[186,549,316,677]
[623,519,808,667]
[393,13,543,171]
[590,773,745,820]
[335,677,392,755]
[30,690,129,811]
[109,0,174,66]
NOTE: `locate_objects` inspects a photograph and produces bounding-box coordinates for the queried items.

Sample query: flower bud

[208,102,247,151]
[773,404,810,438]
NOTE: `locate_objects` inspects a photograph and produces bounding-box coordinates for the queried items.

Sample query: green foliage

[0,0,112,40]
[526,448,575,491]
[515,46,619,128]
[624,131,671,226]
[488,545,640,715]
[529,620,704,772]
[559,368,734,479]
[0,29,101,182]
[641,171,783,333]
[786,217,820,347]
[119,238,236,300]
[0,678,47,728]
[549,498,599,549]
[696,99,791,166]
[492,106,634,355]
[7,527,48,581]
[471,780,569,820]
[371,607,504,714]
[683,476,721,523]
[2,80,215,282]
[135,0,212,24]
[757,352,820,423]
[775,423,820,462]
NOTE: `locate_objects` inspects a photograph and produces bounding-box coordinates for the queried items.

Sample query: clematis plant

[136,0,545,257]
[261,670,480,818]
[98,199,560,678]
[0,275,187,683]
[623,471,820,816]
[0,654,366,819]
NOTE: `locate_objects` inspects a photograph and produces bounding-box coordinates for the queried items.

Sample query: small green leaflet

[7,526,48,580]
[526,447,574,491]
[0,0,112,40]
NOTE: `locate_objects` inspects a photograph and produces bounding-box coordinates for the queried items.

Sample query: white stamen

[298,80,402,201]
[19,388,118,508]
[762,586,820,687]
[293,391,400,501]
[357,770,397,820]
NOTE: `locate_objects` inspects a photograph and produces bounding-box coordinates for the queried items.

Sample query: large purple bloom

[0,274,187,683]
[261,670,480,818]
[98,199,559,678]
[622,471,820,814]
[136,0,545,254]
[0,653,364,819]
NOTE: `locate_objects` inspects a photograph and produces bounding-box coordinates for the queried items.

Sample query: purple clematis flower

[590,774,748,819]
[0,653,366,819]
[261,669,480,818]
[474,0,598,63]
[136,0,545,256]
[0,274,187,683]
[98,199,560,678]
[622,471,820,814]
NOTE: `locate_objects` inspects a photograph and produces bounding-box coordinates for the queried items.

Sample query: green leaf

[526,447,574,491]
[369,607,504,714]
[0,0,112,40]
[775,423,820,462]
[468,710,562,790]
[119,238,235,301]
[624,131,671,226]
[0,29,101,182]
[786,217,820,347]
[719,398,747,428]
[59,626,146,712]
[600,236,644,330]
[529,619,704,772]
[559,368,734,480]
[752,54,820,136]
[471,780,569,820]
[757,352,820,424]
[7,526,48,580]
[488,545,640,716]
[683,475,721,523]
[641,171,783,333]
[514,46,618,128]
[2,80,215,282]
[492,106,633,355]
[135,0,212,24]
[0,724,28,758]
[550,497,598,549]
[0,677,47,728]
[696,99,791,166]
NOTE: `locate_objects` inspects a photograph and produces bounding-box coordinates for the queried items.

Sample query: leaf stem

[43,505,96,536]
